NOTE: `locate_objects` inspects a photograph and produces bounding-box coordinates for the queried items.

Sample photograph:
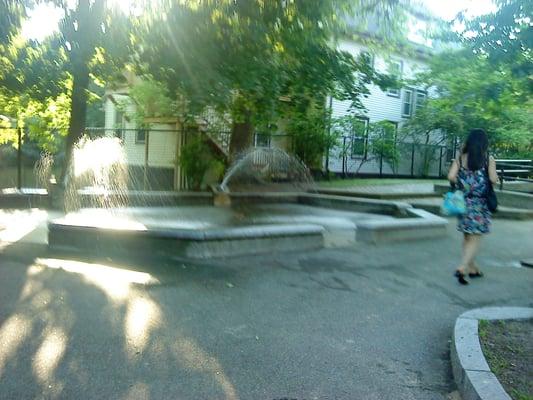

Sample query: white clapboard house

[326,11,449,178]
[103,9,446,189]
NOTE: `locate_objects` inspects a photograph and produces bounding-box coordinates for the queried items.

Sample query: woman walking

[447,129,498,285]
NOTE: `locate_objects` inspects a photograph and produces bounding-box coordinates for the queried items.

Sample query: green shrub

[179,135,225,190]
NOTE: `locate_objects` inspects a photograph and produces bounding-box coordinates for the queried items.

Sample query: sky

[21,0,136,41]
[21,0,498,42]
[420,0,497,21]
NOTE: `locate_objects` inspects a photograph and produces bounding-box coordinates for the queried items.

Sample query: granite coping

[49,221,325,241]
[451,307,533,400]
[356,207,447,231]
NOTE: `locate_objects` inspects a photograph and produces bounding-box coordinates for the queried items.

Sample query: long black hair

[462,128,489,170]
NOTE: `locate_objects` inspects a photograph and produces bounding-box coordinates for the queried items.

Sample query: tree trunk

[59,0,104,186]
[229,109,253,162]
[61,65,90,185]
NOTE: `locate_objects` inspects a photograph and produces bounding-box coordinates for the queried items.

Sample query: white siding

[148,126,178,168]
[103,96,178,168]
[327,39,444,175]
[104,98,115,130]
[331,40,429,124]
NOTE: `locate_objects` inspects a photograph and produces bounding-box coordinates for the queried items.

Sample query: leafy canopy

[404,0,532,157]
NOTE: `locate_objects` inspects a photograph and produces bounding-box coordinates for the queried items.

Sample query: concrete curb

[451,307,533,400]
[48,221,325,259]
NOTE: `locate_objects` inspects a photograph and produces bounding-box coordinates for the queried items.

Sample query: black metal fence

[0,126,186,191]
[0,126,45,190]
[2,125,531,190]
[328,136,455,178]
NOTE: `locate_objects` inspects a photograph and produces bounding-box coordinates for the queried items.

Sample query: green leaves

[134,0,407,161]
[407,47,532,157]
[405,0,532,158]
[460,0,532,94]
[0,0,26,45]
[0,0,133,158]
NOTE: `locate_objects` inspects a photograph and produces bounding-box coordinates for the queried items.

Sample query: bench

[495,159,533,190]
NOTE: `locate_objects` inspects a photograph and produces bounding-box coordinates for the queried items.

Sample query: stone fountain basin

[48,199,447,259]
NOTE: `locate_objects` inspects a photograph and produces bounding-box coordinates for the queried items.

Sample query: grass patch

[317,178,447,188]
[479,319,533,400]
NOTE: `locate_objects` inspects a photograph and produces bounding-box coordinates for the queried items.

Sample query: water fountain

[64,136,129,211]
[214,147,314,206]
[47,137,448,260]
[34,152,55,192]
[220,147,314,192]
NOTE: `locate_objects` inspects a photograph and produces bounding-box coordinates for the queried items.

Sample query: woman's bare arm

[488,156,498,184]
[447,158,459,183]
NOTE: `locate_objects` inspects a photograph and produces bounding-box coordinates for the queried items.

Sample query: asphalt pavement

[0,209,532,400]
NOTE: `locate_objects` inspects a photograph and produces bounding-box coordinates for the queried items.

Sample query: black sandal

[468,271,484,278]
[454,270,469,285]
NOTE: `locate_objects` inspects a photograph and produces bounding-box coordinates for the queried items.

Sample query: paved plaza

[0,209,532,399]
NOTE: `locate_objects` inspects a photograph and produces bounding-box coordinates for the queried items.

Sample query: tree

[136,0,403,160]
[0,0,27,45]
[461,0,532,90]
[54,0,132,182]
[0,1,132,181]
[404,0,533,159]
[405,50,532,157]
[0,14,71,152]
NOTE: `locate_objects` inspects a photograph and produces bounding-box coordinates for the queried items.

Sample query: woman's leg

[461,234,481,271]
[456,234,468,273]
[468,261,481,274]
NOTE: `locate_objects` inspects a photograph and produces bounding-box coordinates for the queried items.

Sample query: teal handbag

[441,184,466,216]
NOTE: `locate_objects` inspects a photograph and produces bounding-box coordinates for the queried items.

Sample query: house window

[114,110,124,139]
[254,133,271,148]
[136,129,147,144]
[351,117,369,158]
[386,60,403,97]
[402,89,413,117]
[402,88,427,118]
[385,121,398,136]
[415,90,426,111]
[376,121,398,142]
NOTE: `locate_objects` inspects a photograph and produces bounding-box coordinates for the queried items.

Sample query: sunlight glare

[108,0,144,16]
[172,337,238,400]
[34,258,158,301]
[21,3,64,41]
[20,278,44,301]
[0,315,31,378]
[60,209,147,230]
[32,328,67,383]
[72,137,124,178]
[125,296,162,353]
[0,209,48,250]
[420,0,497,21]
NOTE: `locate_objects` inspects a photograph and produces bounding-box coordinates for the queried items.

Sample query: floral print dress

[457,164,491,234]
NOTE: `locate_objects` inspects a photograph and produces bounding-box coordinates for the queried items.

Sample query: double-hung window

[136,129,147,144]
[387,60,403,97]
[114,110,124,139]
[402,89,413,117]
[383,121,398,141]
[415,90,426,111]
[402,88,427,117]
[351,117,369,158]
